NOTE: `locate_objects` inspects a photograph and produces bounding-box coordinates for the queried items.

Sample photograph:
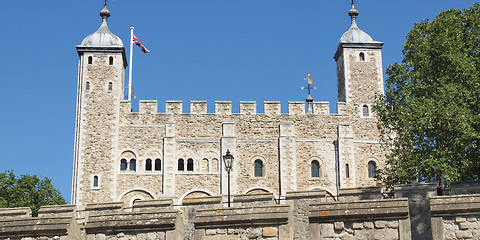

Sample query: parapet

[124,100,340,115]
[233,193,276,207]
[0,207,31,219]
[338,186,382,201]
[450,181,480,195]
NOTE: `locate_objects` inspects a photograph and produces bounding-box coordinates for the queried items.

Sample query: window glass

[311,160,320,178]
[187,158,194,171]
[86,82,90,91]
[145,159,152,171]
[93,175,98,187]
[368,161,376,178]
[155,159,161,171]
[363,105,369,117]
[346,164,350,179]
[109,56,114,65]
[178,159,184,171]
[359,52,365,61]
[108,82,113,91]
[120,159,127,171]
[88,56,93,64]
[254,160,263,177]
[130,159,136,172]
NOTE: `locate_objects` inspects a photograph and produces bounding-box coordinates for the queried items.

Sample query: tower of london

[71,3,386,210]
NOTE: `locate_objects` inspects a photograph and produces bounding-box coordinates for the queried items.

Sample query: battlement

[121,100,342,115]
[2,183,480,239]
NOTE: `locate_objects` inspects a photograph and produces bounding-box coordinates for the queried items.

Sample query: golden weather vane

[301,72,316,96]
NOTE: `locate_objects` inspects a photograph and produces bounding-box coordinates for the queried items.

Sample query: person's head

[435,169,443,178]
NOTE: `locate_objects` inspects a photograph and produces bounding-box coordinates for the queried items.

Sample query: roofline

[333,42,384,61]
[76,46,128,69]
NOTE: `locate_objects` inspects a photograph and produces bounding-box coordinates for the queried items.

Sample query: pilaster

[163,123,177,198]
[279,122,297,199]
[221,122,237,203]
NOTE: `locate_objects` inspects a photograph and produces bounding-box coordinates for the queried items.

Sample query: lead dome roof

[339,4,377,44]
[80,6,123,47]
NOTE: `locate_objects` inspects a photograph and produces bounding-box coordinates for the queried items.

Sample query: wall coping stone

[309,198,409,223]
[430,194,480,217]
[233,193,274,203]
[182,196,222,205]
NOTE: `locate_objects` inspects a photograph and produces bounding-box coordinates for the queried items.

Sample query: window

[346,164,350,179]
[86,81,90,91]
[93,175,99,187]
[109,56,114,65]
[88,56,93,64]
[359,52,365,61]
[311,160,320,178]
[155,159,161,171]
[178,159,184,171]
[368,161,376,178]
[254,160,263,177]
[145,159,152,171]
[212,158,219,172]
[363,105,369,117]
[120,159,127,171]
[130,159,136,172]
[108,82,113,92]
[187,158,194,171]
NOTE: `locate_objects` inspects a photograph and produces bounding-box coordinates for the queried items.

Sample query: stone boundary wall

[1,183,480,240]
[122,100,345,115]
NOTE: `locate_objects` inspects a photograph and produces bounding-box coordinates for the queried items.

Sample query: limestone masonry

[2,4,480,240]
[71,4,386,211]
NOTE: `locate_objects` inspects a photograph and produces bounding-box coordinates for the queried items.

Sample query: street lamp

[223,149,234,207]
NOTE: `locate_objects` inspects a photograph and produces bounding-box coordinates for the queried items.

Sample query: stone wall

[4,183,480,239]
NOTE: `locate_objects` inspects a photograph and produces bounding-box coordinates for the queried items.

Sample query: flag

[133,34,150,53]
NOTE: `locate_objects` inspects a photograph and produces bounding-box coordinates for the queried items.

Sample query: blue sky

[0,0,476,203]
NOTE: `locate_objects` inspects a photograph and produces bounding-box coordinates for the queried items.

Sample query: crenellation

[166,100,183,114]
[139,100,158,114]
[288,101,304,115]
[313,101,330,115]
[239,101,256,115]
[214,101,232,115]
[190,101,207,114]
[264,101,281,115]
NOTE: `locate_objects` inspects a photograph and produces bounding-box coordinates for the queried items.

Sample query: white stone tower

[71,5,127,208]
[333,3,385,189]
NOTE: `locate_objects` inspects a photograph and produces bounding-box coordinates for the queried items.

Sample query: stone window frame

[251,156,267,179]
[201,158,210,172]
[119,150,138,174]
[308,157,324,181]
[91,174,101,190]
[356,51,369,62]
[360,104,371,118]
[367,159,378,179]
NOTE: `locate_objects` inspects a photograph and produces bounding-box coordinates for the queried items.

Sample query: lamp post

[223,149,234,207]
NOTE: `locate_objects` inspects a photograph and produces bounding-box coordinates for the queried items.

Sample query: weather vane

[301,72,316,113]
[301,72,316,97]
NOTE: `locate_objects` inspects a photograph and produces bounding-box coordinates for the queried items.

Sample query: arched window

[130,159,136,172]
[178,159,184,171]
[187,158,194,171]
[311,160,320,178]
[108,82,113,92]
[212,158,219,172]
[120,159,127,171]
[155,159,161,171]
[145,159,152,171]
[359,52,365,61]
[109,56,114,65]
[254,160,263,177]
[363,105,369,117]
[86,81,90,91]
[345,164,350,179]
[368,161,376,178]
[88,56,93,64]
[93,175,99,187]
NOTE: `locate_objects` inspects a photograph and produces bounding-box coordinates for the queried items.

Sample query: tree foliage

[0,170,66,216]
[374,3,480,189]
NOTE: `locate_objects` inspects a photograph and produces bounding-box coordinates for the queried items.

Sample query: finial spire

[105,0,108,7]
[348,0,359,26]
[301,72,316,114]
[100,1,111,20]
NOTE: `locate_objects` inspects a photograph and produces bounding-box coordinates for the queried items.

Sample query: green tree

[374,3,480,190]
[0,170,66,216]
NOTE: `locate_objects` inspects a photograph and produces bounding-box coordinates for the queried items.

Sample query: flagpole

[128,26,134,101]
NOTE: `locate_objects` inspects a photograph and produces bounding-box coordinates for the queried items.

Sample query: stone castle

[2,4,480,240]
[71,3,386,211]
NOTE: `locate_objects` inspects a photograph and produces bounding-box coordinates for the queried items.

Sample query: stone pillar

[221,122,237,204]
[337,123,354,189]
[163,123,177,198]
[394,183,437,240]
[279,121,297,200]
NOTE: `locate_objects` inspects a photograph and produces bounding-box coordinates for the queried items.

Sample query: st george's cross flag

[133,34,150,53]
